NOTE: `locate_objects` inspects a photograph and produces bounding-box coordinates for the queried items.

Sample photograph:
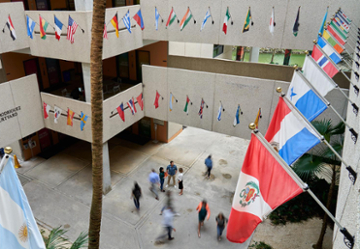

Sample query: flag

[54,106,62,124]
[54,15,63,41]
[155,7,160,30]
[217,102,222,121]
[26,16,36,39]
[0,158,46,249]
[184,96,190,114]
[242,8,252,33]
[293,7,300,37]
[312,43,339,78]
[169,93,174,111]
[199,98,204,119]
[269,7,275,34]
[67,108,75,126]
[80,112,88,131]
[226,133,304,243]
[180,8,193,31]
[338,9,351,23]
[43,102,51,119]
[265,97,322,165]
[286,70,328,121]
[154,91,160,109]
[332,17,348,35]
[323,30,344,54]
[319,8,328,36]
[116,103,125,122]
[127,97,137,114]
[222,8,231,34]
[103,22,108,39]
[67,16,78,44]
[136,93,144,111]
[317,37,342,64]
[329,20,347,41]
[39,15,48,40]
[233,105,242,127]
[133,9,144,30]
[254,108,262,129]
[111,13,119,37]
[5,15,16,41]
[335,13,349,31]
[327,24,346,45]
[200,9,211,31]
[123,10,131,33]
[166,8,177,28]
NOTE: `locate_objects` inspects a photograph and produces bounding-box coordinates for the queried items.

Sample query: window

[213,45,224,58]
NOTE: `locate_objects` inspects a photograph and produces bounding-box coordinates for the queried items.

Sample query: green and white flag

[180,7,193,31]
[184,96,190,114]
[166,7,177,28]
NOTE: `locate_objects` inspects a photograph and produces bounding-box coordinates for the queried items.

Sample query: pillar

[249,47,260,63]
[74,0,93,11]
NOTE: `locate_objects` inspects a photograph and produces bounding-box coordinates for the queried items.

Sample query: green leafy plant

[249,241,273,249]
[41,226,88,249]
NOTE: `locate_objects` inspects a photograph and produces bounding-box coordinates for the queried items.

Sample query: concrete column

[82,63,91,102]
[74,0,93,11]
[249,47,260,63]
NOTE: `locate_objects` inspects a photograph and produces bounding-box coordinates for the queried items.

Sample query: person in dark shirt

[215,212,228,241]
[131,182,142,210]
[159,167,165,192]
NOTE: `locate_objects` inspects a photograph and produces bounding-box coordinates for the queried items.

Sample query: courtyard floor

[17,127,333,249]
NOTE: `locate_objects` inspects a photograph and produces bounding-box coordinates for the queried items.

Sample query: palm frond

[69,231,88,249]
[293,154,328,181]
[328,121,345,136]
[43,226,68,249]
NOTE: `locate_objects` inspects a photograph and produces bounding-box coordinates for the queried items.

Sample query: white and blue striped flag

[123,10,131,33]
[0,157,45,249]
[155,7,160,30]
[200,9,211,31]
[26,16,36,39]
[217,102,222,121]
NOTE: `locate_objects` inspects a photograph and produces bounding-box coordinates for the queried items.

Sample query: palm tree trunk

[88,0,106,248]
[314,166,336,249]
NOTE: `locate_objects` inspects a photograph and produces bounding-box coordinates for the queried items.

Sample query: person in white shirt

[156,207,176,241]
[177,168,184,196]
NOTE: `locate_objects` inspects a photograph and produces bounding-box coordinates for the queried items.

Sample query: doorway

[136,51,150,82]
[24,58,43,90]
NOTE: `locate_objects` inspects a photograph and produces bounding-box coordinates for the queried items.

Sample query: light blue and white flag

[169,93,174,111]
[286,70,327,122]
[155,7,160,30]
[318,37,342,64]
[318,8,328,36]
[0,157,45,249]
[200,9,211,31]
[26,16,36,39]
[123,10,131,33]
[233,105,240,126]
[217,102,222,121]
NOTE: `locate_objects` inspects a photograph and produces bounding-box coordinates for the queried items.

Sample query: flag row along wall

[141,0,360,50]
[142,65,348,140]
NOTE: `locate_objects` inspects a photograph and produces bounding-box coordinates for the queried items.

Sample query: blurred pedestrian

[215,212,228,241]
[196,200,210,238]
[156,206,176,241]
[160,190,173,215]
[204,155,212,179]
[177,168,184,196]
[130,182,142,210]
[166,161,177,188]
[149,169,160,200]
[159,167,166,192]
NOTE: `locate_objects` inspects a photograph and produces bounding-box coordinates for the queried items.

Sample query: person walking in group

[204,155,213,179]
[177,168,184,196]
[131,182,142,210]
[159,167,166,192]
[149,169,160,200]
[215,212,228,241]
[166,161,177,188]
[156,206,176,241]
[196,199,210,238]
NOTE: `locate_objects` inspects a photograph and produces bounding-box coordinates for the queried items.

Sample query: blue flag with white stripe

[123,10,131,33]
[217,102,222,121]
[201,9,211,31]
[155,7,160,30]
[26,16,36,39]
[0,158,45,249]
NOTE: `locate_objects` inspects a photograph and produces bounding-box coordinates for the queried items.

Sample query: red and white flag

[127,97,137,115]
[154,91,160,109]
[136,93,144,111]
[103,22,108,39]
[269,7,275,34]
[226,133,304,243]
[43,102,51,119]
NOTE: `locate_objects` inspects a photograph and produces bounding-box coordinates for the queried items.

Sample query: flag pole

[251,124,356,249]
[275,87,357,184]
[314,41,359,95]
[306,54,359,115]
[295,69,358,143]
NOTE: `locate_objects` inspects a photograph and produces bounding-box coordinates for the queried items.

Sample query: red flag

[103,22,108,39]
[136,93,144,111]
[226,133,303,243]
[116,103,125,122]
[43,102,50,119]
[154,91,160,109]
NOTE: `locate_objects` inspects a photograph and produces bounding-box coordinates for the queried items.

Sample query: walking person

[177,168,184,196]
[166,161,177,188]
[215,212,228,241]
[159,167,166,192]
[160,190,173,215]
[131,182,142,210]
[149,169,160,200]
[156,206,176,241]
[204,155,213,179]
[196,199,210,238]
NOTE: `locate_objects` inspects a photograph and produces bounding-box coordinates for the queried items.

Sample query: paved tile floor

[18,127,332,249]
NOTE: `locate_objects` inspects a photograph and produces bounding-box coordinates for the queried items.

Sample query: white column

[82,63,92,102]
[249,47,260,63]
[74,0,93,11]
